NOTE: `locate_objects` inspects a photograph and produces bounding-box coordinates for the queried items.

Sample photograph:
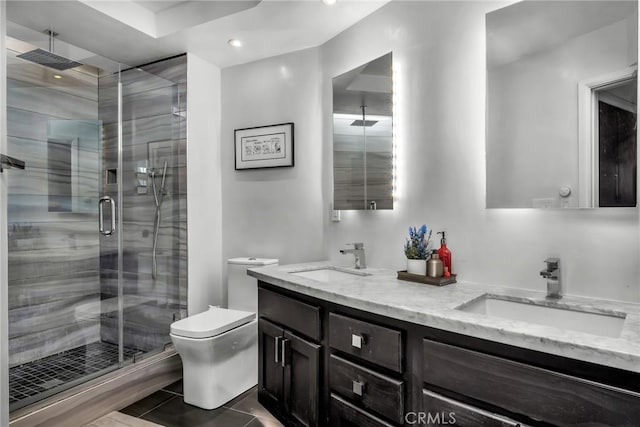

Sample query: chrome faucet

[540,258,561,299]
[340,243,366,269]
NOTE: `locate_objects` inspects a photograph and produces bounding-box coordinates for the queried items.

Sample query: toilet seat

[170,307,255,339]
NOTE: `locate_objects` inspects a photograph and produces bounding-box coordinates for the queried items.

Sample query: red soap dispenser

[437,231,452,274]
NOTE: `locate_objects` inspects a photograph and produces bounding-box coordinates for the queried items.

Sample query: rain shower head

[16,29,83,71]
[17,48,82,70]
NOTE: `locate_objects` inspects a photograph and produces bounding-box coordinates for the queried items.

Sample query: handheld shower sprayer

[150,160,168,280]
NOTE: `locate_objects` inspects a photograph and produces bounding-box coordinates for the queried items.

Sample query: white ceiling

[134,0,188,13]
[6,0,389,69]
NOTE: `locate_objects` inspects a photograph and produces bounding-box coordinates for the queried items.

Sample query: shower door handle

[0,153,25,173]
[99,196,116,235]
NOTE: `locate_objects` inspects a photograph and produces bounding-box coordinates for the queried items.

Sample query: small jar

[427,253,444,278]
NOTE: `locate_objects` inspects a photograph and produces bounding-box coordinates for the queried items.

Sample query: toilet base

[171,319,257,410]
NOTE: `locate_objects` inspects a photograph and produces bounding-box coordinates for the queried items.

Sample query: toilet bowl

[170,257,278,409]
[170,307,257,409]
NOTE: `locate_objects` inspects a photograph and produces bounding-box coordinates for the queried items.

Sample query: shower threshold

[9,341,142,411]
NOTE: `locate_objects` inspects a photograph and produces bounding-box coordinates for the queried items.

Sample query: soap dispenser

[437,231,452,274]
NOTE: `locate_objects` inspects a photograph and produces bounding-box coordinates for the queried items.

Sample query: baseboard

[9,350,182,427]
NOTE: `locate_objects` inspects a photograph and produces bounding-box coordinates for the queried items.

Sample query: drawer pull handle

[351,333,365,349]
[352,380,365,396]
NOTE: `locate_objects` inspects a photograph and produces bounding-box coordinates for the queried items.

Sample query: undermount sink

[456,295,626,338]
[291,267,369,282]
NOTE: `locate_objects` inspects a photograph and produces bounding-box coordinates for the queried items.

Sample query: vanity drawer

[330,393,395,427]
[422,389,528,427]
[258,288,321,341]
[423,339,640,427]
[329,354,404,424]
[329,313,403,372]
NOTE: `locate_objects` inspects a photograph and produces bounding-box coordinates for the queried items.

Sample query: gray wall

[321,1,638,302]
[186,53,223,315]
[221,48,326,287]
[6,47,101,366]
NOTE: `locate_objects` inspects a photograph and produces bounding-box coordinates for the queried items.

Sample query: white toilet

[170,257,278,409]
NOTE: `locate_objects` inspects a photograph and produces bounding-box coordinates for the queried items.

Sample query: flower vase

[407,258,427,276]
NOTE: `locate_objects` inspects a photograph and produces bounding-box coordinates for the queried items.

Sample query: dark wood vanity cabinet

[327,312,406,425]
[258,318,285,410]
[330,393,396,427]
[258,289,322,427]
[257,282,640,427]
[422,389,527,427]
[422,339,640,427]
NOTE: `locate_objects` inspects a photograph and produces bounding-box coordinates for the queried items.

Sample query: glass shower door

[4,26,187,412]
[116,56,188,357]
[4,31,127,411]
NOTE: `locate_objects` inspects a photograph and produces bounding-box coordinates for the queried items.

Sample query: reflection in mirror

[333,52,393,210]
[486,1,637,208]
[595,79,636,207]
[47,120,101,212]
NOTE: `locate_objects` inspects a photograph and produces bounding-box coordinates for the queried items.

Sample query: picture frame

[234,122,294,170]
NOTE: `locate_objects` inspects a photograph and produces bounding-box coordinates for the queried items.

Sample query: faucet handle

[544,257,560,267]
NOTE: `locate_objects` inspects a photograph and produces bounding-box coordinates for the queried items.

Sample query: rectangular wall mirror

[333,52,393,210]
[486,1,637,209]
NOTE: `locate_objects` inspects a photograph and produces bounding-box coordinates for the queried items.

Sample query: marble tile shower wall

[6,49,101,365]
[98,55,188,352]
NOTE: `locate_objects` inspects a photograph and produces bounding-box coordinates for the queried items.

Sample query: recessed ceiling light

[228,39,243,48]
[53,74,62,79]
[322,0,337,5]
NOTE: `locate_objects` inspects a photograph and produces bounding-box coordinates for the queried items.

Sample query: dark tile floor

[121,380,283,427]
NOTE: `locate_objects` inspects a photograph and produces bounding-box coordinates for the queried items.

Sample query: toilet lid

[170,307,255,339]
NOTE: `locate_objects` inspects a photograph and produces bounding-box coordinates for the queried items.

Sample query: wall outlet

[331,208,341,222]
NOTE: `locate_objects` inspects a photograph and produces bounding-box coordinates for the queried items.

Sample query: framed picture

[234,123,294,170]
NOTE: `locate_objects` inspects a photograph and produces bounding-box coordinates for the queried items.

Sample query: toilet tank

[227,257,278,312]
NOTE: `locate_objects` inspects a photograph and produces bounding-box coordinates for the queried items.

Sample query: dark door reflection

[599,99,637,207]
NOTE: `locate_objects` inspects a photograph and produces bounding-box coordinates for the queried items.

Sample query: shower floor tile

[9,341,141,409]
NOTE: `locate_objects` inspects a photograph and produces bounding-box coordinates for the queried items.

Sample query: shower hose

[150,161,168,280]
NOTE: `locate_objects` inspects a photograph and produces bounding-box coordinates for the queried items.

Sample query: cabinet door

[258,318,284,409]
[283,330,321,427]
[423,339,640,426]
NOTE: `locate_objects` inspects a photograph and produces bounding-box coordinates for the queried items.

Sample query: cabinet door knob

[352,380,365,396]
[351,333,365,349]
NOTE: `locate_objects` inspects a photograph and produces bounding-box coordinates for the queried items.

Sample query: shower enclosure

[3,23,187,411]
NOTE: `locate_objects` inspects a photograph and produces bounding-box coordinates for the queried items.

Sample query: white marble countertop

[248,261,640,373]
